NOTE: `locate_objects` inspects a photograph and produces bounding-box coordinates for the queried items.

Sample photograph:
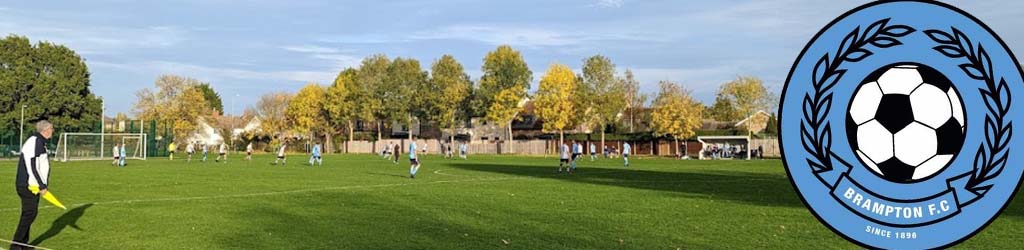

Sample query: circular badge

[779,1,1024,249]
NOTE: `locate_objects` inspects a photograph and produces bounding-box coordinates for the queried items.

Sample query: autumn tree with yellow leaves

[286,83,328,148]
[651,80,703,155]
[534,63,579,148]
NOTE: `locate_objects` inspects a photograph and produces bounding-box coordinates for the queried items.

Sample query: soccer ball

[845,64,965,183]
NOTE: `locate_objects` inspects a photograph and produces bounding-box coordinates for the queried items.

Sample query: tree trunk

[507,124,513,155]
[347,120,354,154]
[377,121,382,141]
[674,137,680,158]
[629,111,634,133]
[600,129,606,156]
[325,131,333,154]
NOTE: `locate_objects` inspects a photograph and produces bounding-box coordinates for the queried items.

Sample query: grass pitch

[0,154,1021,249]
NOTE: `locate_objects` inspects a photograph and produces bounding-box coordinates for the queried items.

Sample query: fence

[327,138,781,158]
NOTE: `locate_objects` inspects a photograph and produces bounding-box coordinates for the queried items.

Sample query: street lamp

[19,104,26,143]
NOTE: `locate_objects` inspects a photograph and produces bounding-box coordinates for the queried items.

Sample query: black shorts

[313,155,321,159]
[188,152,193,155]
[114,156,120,160]
[169,151,175,154]
[560,158,569,163]
[590,152,596,155]
[572,153,580,159]
[219,153,225,156]
[247,152,252,155]
[410,158,419,165]
[277,155,285,159]
[624,154,630,158]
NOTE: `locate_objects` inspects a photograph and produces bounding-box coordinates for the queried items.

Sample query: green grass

[0,154,1021,249]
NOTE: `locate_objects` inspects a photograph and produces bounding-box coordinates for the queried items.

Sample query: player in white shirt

[216,143,228,163]
[274,143,287,165]
[383,142,393,160]
[245,142,253,161]
[558,142,570,173]
[111,144,120,166]
[186,142,195,163]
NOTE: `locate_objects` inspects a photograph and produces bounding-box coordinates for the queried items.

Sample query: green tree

[479,45,531,152]
[356,54,390,140]
[428,55,472,145]
[326,68,358,152]
[621,69,648,133]
[709,76,772,122]
[651,80,703,155]
[134,75,212,143]
[286,83,327,144]
[383,57,429,140]
[0,35,102,139]
[196,83,224,114]
[579,55,626,152]
[534,63,579,148]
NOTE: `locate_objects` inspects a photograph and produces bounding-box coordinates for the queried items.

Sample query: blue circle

[779,1,1024,249]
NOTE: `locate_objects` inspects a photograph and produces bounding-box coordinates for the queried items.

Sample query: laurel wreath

[925,28,1013,197]
[800,18,915,173]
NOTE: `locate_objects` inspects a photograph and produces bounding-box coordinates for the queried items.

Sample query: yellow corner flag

[28,186,67,210]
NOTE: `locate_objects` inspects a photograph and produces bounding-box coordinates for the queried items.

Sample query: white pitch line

[0,176,527,213]
[0,239,55,250]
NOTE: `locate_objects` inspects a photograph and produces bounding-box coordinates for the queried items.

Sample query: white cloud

[91,60,336,85]
[280,44,362,70]
[410,24,668,48]
[593,0,624,8]
[280,45,341,54]
[0,21,188,55]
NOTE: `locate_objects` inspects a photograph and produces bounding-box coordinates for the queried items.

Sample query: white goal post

[55,132,148,162]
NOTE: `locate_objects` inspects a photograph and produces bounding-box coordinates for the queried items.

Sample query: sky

[1,0,1022,116]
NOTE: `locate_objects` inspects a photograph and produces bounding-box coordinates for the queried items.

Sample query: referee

[10,120,54,250]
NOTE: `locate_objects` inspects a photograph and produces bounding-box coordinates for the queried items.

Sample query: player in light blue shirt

[119,143,127,167]
[623,142,632,167]
[589,142,597,161]
[309,143,322,166]
[409,141,420,178]
[459,143,467,160]
[571,141,583,172]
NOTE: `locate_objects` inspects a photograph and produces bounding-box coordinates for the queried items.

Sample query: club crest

[778,1,1024,248]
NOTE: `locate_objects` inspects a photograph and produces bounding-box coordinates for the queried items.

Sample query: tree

[254,91,292,144]
[622,69,648,133]
[579,55,626,152]
[0,35,102,138]
[356,54,390,140]
[326,68,358,152]
[651,81,703,156]
[741,111,770,134]
[428,55,471,146]
[479,45,532,153]
[709,76,772,122]
[534,63,579,148]
[195,83,224,114]
[134,75,212,143]
[286,83,327,146]
[383,57,428,139]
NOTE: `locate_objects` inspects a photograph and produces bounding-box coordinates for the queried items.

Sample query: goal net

[55,132,148,162]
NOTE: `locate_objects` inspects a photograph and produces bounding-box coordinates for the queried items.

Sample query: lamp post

[19,104,26,143]
[232,94,238,152]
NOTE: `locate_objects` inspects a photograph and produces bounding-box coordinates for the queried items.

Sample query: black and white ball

[845,64,965,183]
